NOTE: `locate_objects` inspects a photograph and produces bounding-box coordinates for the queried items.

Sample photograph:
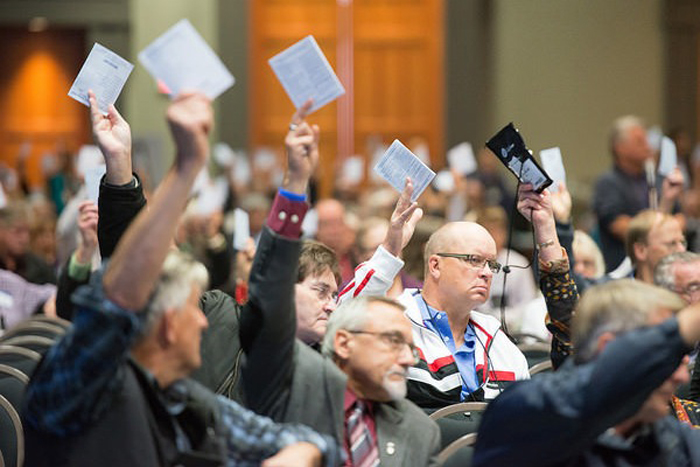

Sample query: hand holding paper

[284,99,319,194]
[166,93,213,171]
[382,178,423,258]
[269,35,345,114]
[89,91,132,185]
[68,43,133,115]
[373,139,436,202]
[539,147,566,193]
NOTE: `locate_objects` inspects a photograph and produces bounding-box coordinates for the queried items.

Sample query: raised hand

[166,92,213,173]
[660,167,685,213]
[517,184,562,260]
[283,99,319,194]
[550,182,573,224]
[382,178,423,257]
[75,200,98,264]
[89,90,132,185]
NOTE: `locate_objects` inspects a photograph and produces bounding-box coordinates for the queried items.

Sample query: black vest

[24,361,225,467]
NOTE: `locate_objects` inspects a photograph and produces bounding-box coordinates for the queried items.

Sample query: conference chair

[0,365,28,412]
[437,432,477,467]
[0,394,23,467]
[0,346,41,379]
[429,402,488,449]
[529,359,553,376]
[0,321,65,343]
[1,336,55,355]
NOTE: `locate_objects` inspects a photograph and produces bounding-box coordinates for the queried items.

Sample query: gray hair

[141,249,209,337]
[609,115,645,157]
[321,296,405,358]
[654,251,700,291]
[573,279,685,363]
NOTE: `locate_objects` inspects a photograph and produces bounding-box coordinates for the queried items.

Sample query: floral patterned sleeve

[539,249,579,369]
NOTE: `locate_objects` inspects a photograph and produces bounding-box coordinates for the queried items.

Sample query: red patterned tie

[346,400,380,467]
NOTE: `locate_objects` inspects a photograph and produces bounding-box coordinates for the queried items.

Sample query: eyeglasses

[676,282,700,298]
[662,239,688,250]
[348,330,421,364]
[436,253,502,274]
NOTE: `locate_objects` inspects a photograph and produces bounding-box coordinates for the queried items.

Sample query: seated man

[626,209,687,283]
[474,279,700,466]
[22,92,338,467]
[239,103,441,466]
[340,183,574,406]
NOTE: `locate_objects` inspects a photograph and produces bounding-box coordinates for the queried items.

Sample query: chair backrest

[438,432,477,467]
[517,342,551,367]
[0,346,41,378]
[429,402,488,449]
[1,336,55,355]
[429,402,489,421]
[0,321,65,343]
[24,315,71,330]
[0,365,29,412]
[529,359,553,376]
[0,394,23,467]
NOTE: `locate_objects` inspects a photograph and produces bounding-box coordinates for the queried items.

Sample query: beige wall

[127,0,219,172]
[492,0,664,198]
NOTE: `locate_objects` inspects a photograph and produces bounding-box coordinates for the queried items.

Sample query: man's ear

[595,331,616,356]
[427,255,441,280]
[158,308,177,346]
[633,241,648,264]
[334,329,353,360]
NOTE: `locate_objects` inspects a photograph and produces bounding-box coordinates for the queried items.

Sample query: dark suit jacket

[240,226,441,466]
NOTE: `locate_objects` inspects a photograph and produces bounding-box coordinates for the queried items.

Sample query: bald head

[424,222,496,276]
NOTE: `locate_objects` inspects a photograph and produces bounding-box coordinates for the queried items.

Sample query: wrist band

[537,239,555,249]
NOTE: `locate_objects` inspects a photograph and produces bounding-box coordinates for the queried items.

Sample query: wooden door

[250,0,444,198]
[0,27,89,190]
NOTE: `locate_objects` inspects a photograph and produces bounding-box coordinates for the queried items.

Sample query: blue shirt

[415,292,480,398]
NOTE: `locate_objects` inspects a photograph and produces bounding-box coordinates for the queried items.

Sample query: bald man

[341,219,530,407]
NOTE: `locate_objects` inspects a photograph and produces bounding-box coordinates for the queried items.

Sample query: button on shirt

[417,294,480,398]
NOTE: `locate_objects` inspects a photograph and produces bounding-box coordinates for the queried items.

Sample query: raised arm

[103,93,212,309]
[517,184,577,368]
[240,100,318,416]
[337,179,422,302]
[24,93,213,436]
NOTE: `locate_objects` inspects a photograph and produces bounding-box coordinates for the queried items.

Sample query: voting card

[233,208,250,251]
[68,43,134,115]
[539,147,566,192]
[85,165,106,204]
[658,136,678,177]
[486,123,552,193]
[373,139,436,202]
[447,142,477,176]
[139,19,235,100]
[268,35,345,113]
[341,156,364,185]
[433,170,455,193]
[647,125,663,152]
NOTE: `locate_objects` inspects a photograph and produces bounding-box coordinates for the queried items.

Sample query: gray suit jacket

[240,226,441,466]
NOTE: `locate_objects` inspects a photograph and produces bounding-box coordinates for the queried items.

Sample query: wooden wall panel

[250,0,443,198]
[0,27,89,190]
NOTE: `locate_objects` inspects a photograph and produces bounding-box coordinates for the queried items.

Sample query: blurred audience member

[316,198,356,283]
[0,202,55,284]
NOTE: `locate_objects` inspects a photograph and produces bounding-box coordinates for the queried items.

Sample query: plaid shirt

[23,268,340,466]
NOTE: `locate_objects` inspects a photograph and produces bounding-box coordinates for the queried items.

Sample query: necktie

[346,400,380,467]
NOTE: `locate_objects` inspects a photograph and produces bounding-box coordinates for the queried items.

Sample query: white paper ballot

[233,208,250,251]
[85,165,106,204]
[301,208,318,239]
[647,125,663,152]
[659,136,678,177]
[76,145,105,177]
[0,183,7,210]
[433,170,455,193]
[341,156,364,185]
[447,142,477,176]
[268,36,345,113]
[68,43,134,115]
[539,147,566,192]
[373,140,436,202]
[139,19,235,100]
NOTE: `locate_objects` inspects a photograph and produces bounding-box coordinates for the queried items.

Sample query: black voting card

[485,123,553,193]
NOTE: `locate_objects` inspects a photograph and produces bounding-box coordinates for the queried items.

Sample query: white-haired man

[22,92,339,467]
[475,279,700,466]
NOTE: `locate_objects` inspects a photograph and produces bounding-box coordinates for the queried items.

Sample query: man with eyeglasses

[627,210,687,284]
[339,184,574,407]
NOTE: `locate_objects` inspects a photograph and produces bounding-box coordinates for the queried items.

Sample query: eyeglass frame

[435,253,502,274]
[348,330,421,365]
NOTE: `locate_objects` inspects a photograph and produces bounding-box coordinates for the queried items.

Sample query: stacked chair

[0,316,70,467]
